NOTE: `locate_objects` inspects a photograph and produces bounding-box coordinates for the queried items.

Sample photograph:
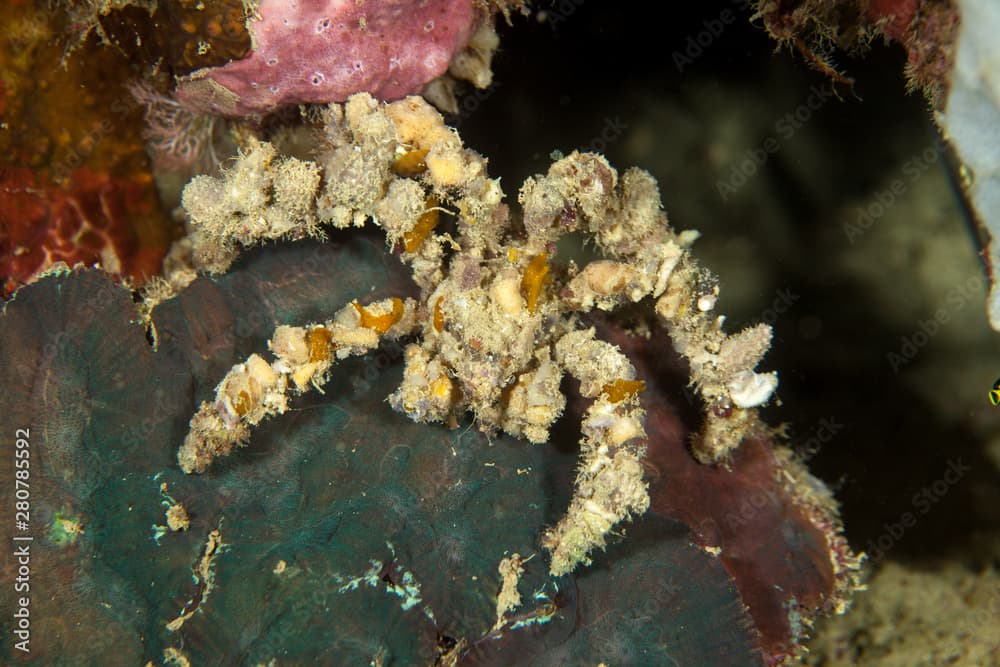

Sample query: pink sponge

[176,0,478,117]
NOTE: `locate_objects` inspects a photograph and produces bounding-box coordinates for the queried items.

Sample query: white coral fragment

[728,369,779,409]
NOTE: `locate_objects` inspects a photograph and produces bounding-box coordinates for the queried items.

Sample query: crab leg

[544,328,650,576]
[178,297,418,473]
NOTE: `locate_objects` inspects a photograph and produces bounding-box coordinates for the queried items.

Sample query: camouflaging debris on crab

[168,93,780,576]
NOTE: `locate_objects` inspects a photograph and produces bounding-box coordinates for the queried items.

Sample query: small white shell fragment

[247,353,279,386]
[652,250,681,298]
[728,369,778,408]
[270,325,309,365]
[492,276,523,314]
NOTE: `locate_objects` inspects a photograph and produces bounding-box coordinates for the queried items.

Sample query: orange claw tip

[308,326,335,362]
[602,378,646,403]
[403,197,440,253]
[353,297,405,334]
[520,252,550,313]
[392,148,430,177]
[433,296,445,332]
[233,390,252,416]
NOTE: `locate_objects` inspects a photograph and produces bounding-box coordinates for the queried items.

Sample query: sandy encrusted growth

[166,528,224,633]
[493,552,526,631]
[806,561,1000,667]
[178,297,418,474]
[176,93,779,575]
[182,138,322,274]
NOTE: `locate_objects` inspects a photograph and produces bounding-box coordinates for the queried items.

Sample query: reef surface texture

[0,2,173,296]
[0,8,873,663]
[1,238,833,665]
[176,0,486,116]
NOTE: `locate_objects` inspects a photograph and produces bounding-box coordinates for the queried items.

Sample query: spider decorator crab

[169,93,779,576]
